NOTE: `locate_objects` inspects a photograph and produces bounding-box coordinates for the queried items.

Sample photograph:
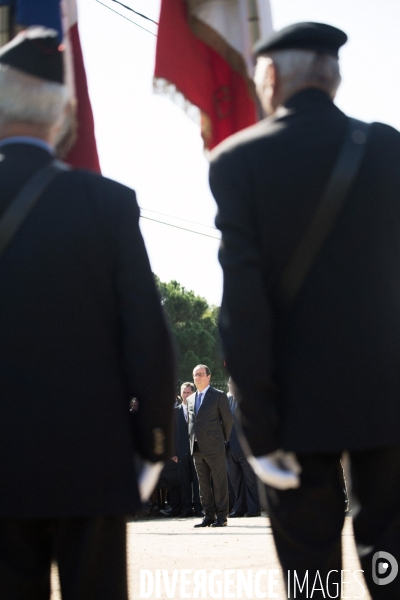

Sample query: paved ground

[50,514,370,599]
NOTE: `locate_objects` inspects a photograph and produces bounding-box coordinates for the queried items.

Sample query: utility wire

[95,0,157,36]
[95,1,217,238]
[110,0,159,25]
[140,216,220,240]
[139,206,218,231]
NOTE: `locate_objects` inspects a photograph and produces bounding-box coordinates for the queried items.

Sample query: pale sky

[77,0,400,306]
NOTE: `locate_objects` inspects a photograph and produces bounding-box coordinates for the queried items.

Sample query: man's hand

[247,450,301,490]
[171,456,178,463]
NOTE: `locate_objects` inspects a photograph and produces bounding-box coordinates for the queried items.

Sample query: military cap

[0,26,64,84]
[254,22,347,59]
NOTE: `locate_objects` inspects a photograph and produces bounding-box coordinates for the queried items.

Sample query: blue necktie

[195,392,203,415]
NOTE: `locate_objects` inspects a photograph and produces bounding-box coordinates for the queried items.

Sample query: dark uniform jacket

[174,404,190,460]
[209,89,400,456]
[187,386,233,455]
[0,142,176,518]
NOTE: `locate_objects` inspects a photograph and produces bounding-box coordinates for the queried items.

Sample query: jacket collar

[263,88,342,131]
[283,88,334,111]
[0,136,54,155]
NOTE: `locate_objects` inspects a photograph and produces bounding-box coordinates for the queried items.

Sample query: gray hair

[256,49,341,99]
[0,63,70,126]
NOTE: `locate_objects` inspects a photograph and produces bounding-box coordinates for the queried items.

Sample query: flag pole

[247,0,260,46]
[0,4,11,47]
[247,0,264,121]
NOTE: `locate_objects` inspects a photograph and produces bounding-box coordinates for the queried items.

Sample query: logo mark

[372,551,398,585]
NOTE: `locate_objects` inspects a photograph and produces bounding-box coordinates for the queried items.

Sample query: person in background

[226,378,261,518]
[167,382,203,518]
[188,365,233,528]
[158,459,182,518]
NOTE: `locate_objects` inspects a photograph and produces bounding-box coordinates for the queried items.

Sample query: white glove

[137,460,164,502]
[248,450,302,490]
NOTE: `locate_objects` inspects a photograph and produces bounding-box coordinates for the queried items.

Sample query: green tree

[155,276,226,385]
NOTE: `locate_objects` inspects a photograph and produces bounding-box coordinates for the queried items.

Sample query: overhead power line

[95,0,157,36]
[110,0,159,25]
[140,216,220,240]
[139,206,218,231]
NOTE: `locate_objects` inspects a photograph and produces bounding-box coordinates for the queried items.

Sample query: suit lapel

[180,404,188,424]
[188,393,196,419]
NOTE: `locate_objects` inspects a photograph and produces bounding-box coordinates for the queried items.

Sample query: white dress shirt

[196,385,210,410]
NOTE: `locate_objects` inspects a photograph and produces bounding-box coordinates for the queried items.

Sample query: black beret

[254,22,347,59]
[0,26,64,84]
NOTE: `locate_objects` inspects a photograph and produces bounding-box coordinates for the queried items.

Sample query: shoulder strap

[277,117,371,311]
[0,159,70,260]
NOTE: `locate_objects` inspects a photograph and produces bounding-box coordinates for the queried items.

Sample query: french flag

[0,0,100,172]
[154,0,273,151]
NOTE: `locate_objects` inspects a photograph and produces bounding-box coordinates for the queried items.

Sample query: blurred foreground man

[0,28,175,600]
[210,22,400,599]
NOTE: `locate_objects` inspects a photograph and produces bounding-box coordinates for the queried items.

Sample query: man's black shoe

[228,510,245,518]
[194,510,204,517]
[180,509,194,518]
[245,511,261,517]
[194,516,215,528]
[211,517,227,527]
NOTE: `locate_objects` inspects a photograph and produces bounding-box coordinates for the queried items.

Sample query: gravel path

[50,514,370,599]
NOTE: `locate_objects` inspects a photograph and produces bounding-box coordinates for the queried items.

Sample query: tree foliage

[155,276,226,384]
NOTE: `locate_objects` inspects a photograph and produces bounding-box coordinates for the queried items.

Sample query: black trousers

[179,455,201,511]
[226,450,260,514]
[0,515,128,600]
[267,446,400,599]
[193,445,229,519]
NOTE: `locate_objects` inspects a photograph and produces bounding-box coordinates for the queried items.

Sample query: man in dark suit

[209,22,400,599]
[0,28,175,600]
[226,379,261,518]
[188,365,233,527]
[171,382,203,518]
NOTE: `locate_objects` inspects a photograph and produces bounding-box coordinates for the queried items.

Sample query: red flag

[154,0,272,150]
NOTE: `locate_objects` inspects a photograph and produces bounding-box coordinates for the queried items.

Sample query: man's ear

[53,98,77,159]
[266,61,277,93]
[268,62,283,110]
[254,57,277,115]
